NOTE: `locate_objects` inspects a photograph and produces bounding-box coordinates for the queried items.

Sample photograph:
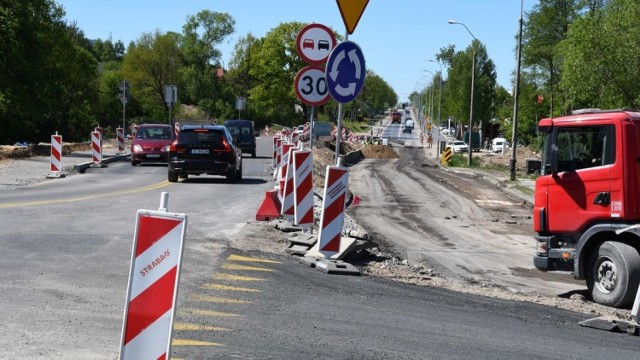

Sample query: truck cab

[533,109,640,307]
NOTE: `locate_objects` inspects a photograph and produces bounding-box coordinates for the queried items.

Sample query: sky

[57,0,534,103]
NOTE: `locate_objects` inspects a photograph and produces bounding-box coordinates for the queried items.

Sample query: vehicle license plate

[192,149,209,154]
[147,154,160,158]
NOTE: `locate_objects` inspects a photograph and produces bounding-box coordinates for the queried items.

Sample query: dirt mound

[361,144,400,159]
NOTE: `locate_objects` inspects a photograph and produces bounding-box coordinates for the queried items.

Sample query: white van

[404,119,414,129]
[491,137,508,153]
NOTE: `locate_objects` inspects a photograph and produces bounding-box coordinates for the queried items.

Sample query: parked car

[224,119,256,158]
[391,111,402,124]
[402,124,412,134]
[448,140,469,153]
[130,123,174,166]
[491,137,509,153]
[167,125,242,183]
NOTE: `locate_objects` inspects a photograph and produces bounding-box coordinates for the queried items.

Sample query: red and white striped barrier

[273,137,284,179]
[279,142,294,204]
[272,135,279,169]
[95,126,103,148]
[50,134,62,175]
[281,144,297,220]
[119,207,187,360]
[264,125,270,137]
[293,148,314,230]
[315,160,349,257]
[117,127,125,153]
[91,131,102,164]
[341,127,346,141]
[302,122,310,141]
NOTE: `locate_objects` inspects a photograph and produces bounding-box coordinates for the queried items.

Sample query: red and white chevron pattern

[50,134,62,173]
[317,165,349,256]
[293,149,314,229]
[120,211,186,360]
[281,144,297,220]
[279,143,294,203]
[117,127,125,152]
[91,131,101,164]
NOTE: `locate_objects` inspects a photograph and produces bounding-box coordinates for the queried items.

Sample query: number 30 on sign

[294,65,330,106]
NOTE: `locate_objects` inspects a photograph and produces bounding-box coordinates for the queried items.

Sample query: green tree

[180,10,235,119]
[0,0,98,143]
[558,0,640,109]
[521,0,581,116]
[123,31,183,122]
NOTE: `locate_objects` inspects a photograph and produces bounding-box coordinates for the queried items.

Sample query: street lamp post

[448,20,476,166]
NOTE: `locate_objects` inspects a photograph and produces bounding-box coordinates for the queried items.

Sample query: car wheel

[131,160,140,166]
[226,167,238,183]
[251,150,256,158]
[236,162,243,181]
[168,170,178,183]
[178,174,188,179]
[586,241,640,307]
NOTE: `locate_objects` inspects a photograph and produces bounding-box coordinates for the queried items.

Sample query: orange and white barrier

[50,134,62,175]
[117,127,125,152]
[281,144,297,220]
[91,131,102,164]
[293,147,314,230]
[120,199,187,360]
[315,159,349,257]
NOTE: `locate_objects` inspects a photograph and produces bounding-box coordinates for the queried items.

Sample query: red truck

[533,109,640,307]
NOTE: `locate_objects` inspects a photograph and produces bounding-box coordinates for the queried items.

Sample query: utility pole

[510,0,524,181]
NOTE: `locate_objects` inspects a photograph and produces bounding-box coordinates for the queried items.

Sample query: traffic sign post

[296,23,337,65]
[336,0,370,35]
[294,66,331,106]
[325,41,366,104]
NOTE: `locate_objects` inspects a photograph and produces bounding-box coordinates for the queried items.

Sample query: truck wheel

[586,241,640,308]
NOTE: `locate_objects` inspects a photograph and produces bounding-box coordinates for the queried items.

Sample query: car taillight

[169,141,186,153]
[219,138,231,152]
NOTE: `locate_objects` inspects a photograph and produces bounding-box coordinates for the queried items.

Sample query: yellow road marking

[181,308,240,317]
[190,295,250,304]
[213,273,267,281]
[227,254,282,264]
[223,263,275,272]
[173,322,230,331]
[172,339,222,346]
[202,283,261,292]
[0,181,171,209]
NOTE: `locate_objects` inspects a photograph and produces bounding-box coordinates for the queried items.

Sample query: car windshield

[453,141,466,145]
[136,126,172,140]
[178,130,224,145]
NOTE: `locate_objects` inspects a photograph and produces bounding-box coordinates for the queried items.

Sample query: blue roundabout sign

[325,41,366,104]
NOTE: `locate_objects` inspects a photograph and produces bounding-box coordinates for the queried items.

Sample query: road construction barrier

[91,131,102,164]
[49,134,62,175]
[272,135,279,169]
[117,127,125,153]
[281,144,297,220]
[279,142,294,204]
[293,148,314,230]
[256,189,282,221]
[441,146,452,166]
[264,125,270,137]
[119,194,187,360]
[315,159,349,258]
[94,126,103,148]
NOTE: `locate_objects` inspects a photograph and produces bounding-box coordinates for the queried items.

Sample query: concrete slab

[285,244,310,256]
[315,260,361,275]
[269,219,302,233]
[299,256,320,268]
[287,232,316,246]
[579,316,639,335]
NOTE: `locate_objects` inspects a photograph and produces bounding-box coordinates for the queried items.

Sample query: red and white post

[91,131,102,165]
[117,127,125,153]
[48,133,62,178]
[293,146,314,231]
[95,126,103,148]
[120,194,187,360]
[281,144,297,220]
[314,158,349,258]
[279,142,294,204]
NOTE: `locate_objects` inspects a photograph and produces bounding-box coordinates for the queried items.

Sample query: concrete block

[304,237,357,260]
[315,260,361,275]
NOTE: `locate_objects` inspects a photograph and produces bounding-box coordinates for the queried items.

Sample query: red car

[130,123,174,166]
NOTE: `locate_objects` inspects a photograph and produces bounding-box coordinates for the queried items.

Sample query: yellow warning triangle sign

[336,0,370,35]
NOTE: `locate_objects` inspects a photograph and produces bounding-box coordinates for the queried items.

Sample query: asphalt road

[0,134,638,359]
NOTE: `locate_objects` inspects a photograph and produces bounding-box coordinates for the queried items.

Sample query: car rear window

[227,125,252,135]
[178,130,225,146]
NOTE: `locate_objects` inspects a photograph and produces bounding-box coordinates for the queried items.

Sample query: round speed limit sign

[294,65,330,106]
